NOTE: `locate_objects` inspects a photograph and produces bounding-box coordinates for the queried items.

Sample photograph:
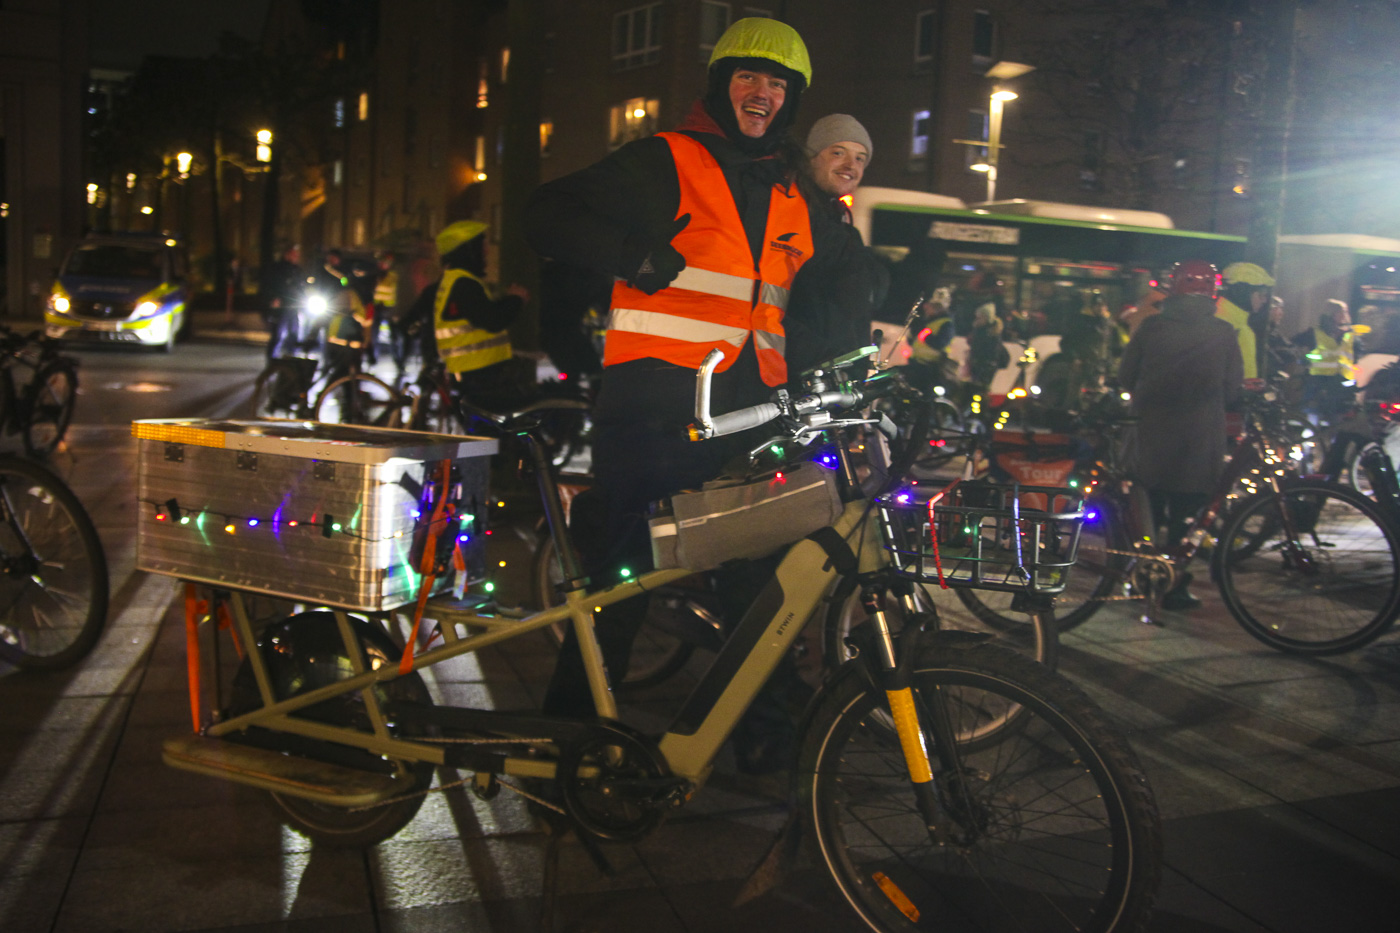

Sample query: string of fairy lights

[137,496,478,544]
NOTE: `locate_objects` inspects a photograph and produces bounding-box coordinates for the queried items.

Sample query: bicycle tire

[799,642,1161,933]
[1213,480,1400,655]
[313,373,411,427]
[1348,442,1379,497]
[822,578,1057,671]
[22,360,78,458]
[531,533,696,690]
[955,491,1130,634]
[0,456,110,670]
[228,612,436,847]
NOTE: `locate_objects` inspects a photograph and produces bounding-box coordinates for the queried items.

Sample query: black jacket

[523,103,882,365]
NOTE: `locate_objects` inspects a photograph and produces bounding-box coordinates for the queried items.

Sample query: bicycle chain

[1071,545,1174,603]
[346,736,565,814]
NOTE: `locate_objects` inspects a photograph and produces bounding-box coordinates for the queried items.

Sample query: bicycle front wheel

[1214,481,1400,655]
[0,457,109,670]
[23,360,78,458]
[801,643,1161,933]
[314,373,411,427]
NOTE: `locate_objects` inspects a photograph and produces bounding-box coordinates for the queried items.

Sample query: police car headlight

[136,301,159,317]
[306,295,329,316]
[52,296,70,313]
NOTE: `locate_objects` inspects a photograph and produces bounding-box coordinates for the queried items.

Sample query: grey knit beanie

[806,114,873,162]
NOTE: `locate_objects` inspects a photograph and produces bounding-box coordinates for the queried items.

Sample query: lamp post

[955,61,1035,203]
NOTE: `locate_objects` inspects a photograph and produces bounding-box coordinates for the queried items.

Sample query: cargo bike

[137,347,1161,933]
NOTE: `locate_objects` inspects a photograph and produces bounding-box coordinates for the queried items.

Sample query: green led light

[619,567,631,579]
[483,581,495,593]
[332,522,342,532]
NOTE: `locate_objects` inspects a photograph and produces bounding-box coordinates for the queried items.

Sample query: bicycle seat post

[521,425,589,595]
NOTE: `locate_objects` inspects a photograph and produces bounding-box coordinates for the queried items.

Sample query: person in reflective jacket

[404,220,530,409]
[525,18,880,750]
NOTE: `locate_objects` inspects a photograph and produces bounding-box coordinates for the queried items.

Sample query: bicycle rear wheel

[23,360,78,458]
[800,642,1161,933]
[314,373,411,427]
[1213,481,1400,655]
[0,457,109,670]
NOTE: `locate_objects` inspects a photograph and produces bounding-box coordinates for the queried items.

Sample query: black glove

[628,214,690,296]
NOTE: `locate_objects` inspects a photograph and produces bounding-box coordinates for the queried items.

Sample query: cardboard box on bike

[648,460,844,572]
[133,419,497,611]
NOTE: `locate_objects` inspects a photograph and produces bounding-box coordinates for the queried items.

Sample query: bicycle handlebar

[687,348,883,441]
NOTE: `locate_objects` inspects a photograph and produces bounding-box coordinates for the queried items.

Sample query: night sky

[87,0,271,70]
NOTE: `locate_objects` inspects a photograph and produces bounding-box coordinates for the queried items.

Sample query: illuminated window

[475,135,487,172]
[333,97,345,128]
[916,9,936,64]
[609,97,659,150]
[698,2,730,61]
[358,91,369,121]
[540,120,554,158]
[333,159,344,186]
[500,46,510,83]
[911,110,931,157]
[353,217,366,245]
[613,3,663,70]
[477,59,490,109]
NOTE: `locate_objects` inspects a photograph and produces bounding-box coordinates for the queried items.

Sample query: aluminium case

[134,419,498,611]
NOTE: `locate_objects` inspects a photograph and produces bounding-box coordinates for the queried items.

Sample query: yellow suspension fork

[860,584,947,832]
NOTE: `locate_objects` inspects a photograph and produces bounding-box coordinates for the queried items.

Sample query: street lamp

[956,61,1035,203]
[256,129,273,163]
[176,151,193,178]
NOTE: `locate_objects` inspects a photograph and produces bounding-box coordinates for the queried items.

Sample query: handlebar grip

[689,402,781,440]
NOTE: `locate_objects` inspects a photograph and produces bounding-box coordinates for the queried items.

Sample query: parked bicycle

[155,346,1161,933]
[961,386,1400,655]
[0,454,109,669]
[0,326,80,458]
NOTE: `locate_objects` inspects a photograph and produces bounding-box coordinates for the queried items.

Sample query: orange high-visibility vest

[604,132,813,387]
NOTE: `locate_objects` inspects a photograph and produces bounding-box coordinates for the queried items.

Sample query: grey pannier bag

[648,460,843,572]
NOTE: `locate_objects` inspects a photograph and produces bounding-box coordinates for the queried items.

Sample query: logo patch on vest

[769,232,805,258]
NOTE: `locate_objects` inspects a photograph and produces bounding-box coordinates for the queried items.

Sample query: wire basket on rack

[877,479,1085,593]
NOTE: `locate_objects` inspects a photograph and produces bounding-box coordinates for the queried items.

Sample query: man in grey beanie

[785,113,886,372]
[806,113,872,202]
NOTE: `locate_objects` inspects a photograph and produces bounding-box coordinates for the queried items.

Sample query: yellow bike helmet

[708,18,812,87]
[436,220,489,257]
[1221,261,1275,287]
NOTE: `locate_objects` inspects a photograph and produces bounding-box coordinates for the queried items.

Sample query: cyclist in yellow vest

[1216,261,1274,381]
[416,220,529,403]
[1292,298,1359,421]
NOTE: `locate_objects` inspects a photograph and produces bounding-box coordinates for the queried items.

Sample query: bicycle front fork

[859,583,969,842]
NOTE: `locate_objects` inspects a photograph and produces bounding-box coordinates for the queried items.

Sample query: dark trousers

[542,351,768,717]
[1148,490,1210,551]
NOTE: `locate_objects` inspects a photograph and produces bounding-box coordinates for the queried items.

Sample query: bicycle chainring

[557,727,674,842]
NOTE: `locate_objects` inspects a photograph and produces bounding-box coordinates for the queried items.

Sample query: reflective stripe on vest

[1308,327,1356,378]
[434,268,513,374]
[603,132,812,386]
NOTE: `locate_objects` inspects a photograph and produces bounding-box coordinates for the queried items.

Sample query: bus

[851,188,1248,396]
[853,188,1248,332]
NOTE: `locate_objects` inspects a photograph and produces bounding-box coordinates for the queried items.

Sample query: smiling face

[729,68,788,137]
[810,141,869,198]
